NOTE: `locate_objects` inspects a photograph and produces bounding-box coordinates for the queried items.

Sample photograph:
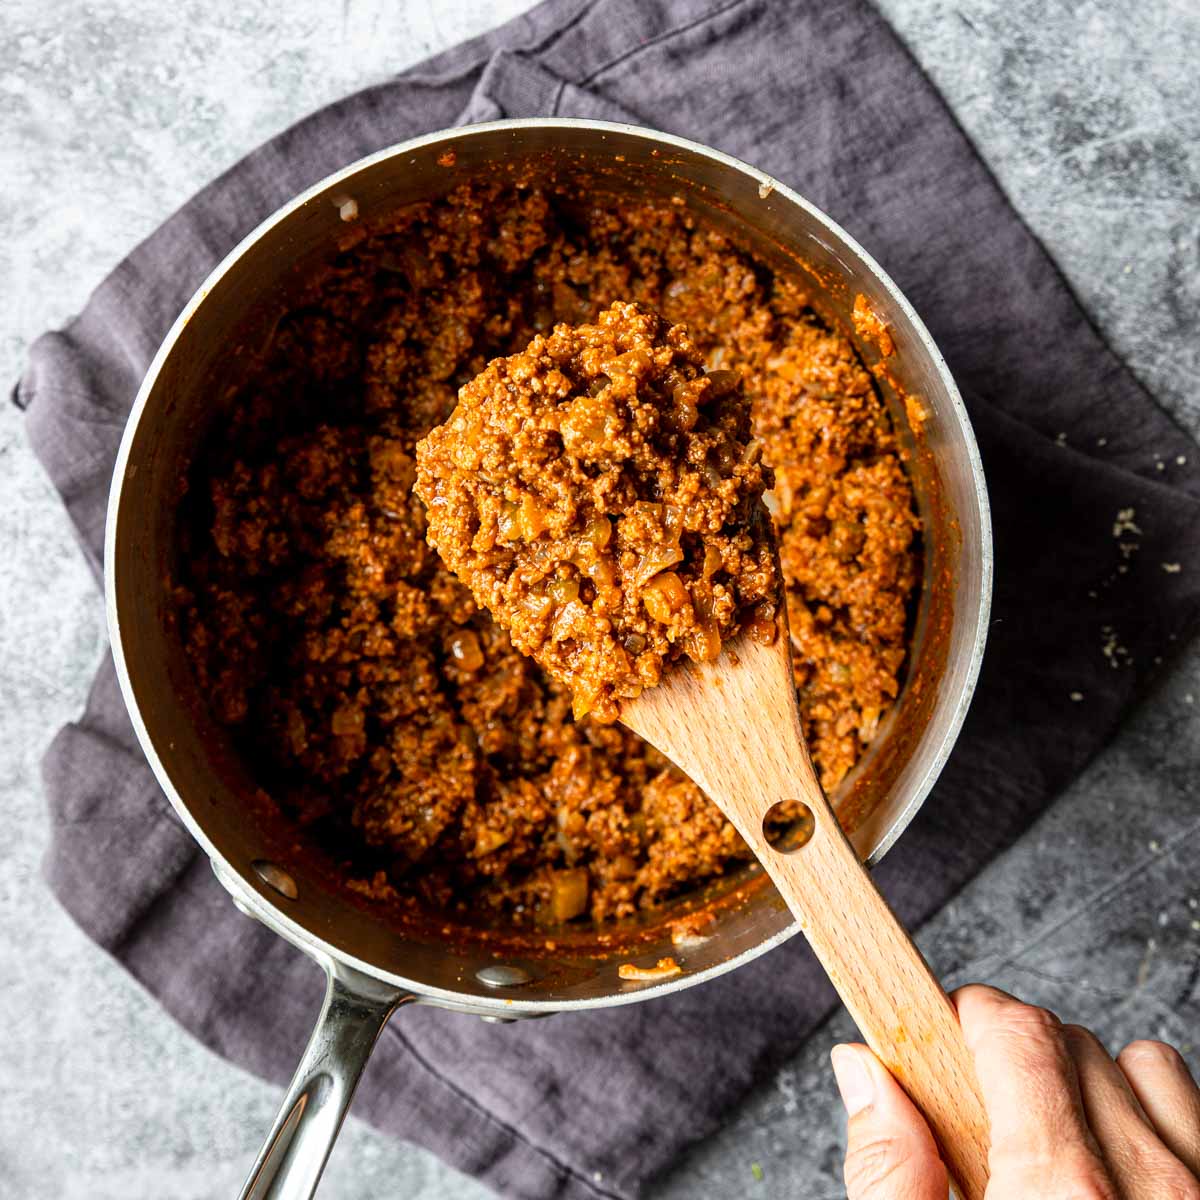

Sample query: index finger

[953,985,1110,1190]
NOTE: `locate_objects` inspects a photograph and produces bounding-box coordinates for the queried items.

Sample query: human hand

[832,984,1200,1198]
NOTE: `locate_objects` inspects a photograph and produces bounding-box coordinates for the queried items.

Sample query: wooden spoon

[620,623,991,1200]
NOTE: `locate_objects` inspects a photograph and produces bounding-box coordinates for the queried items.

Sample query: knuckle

[1062,1023,1103,1050]
[991,1148,1116,1200]
[844,1131,937,1197]
[1144,1176,1200,1200]
[976,1001,1066,1055]
[1008,1002,1064,1037]
[1071,1183,1120,1200]
[1058,1157,1120,1200]
[1106,1127,1200,1198]
[952,982,1005,1005]
[1118,1038,1184,1068]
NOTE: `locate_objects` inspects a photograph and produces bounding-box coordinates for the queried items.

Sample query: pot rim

[104,116,992,1014]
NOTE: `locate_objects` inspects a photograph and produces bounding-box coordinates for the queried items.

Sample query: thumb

[833,1043,950,1200]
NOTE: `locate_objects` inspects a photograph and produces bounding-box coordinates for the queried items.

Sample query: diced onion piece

[642,570,689,623]
[548,577,580,605]
[556,806,586,836]
[683,622,721,664]
[741,438,763,465]
[549,868,589,922]
[612,347,651,376]
[572,685,597,721]
[830,518,865,560]
[331,706,364,735]
[582,514,612,550]
[474,827,511,856]
[520,590,554,620]
[746,603,778,646]
[449,629,484,672]
[860,706,881,742]
[674,397,698,431]
[497,501,519,541]
[632,501,664,522]
[632,544,683,587]
[705,369,739,396]
[581,555,616,589]
[286,709,307,756]
[611,854,638,879]
[517,494,547,541]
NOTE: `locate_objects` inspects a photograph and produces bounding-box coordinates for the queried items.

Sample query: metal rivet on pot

[476,964,532,988]
[252,859,298,900]
[211,859,258,919]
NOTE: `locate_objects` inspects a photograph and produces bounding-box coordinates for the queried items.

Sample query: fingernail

[831,1044,874,1117]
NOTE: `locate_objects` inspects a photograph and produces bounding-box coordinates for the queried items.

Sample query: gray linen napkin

[16,1,1200,1198]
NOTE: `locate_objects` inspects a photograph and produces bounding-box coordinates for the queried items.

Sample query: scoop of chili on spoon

[415,301,990,1200]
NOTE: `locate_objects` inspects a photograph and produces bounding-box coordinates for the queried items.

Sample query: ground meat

[415,301,779,724]
[176,178,919,927]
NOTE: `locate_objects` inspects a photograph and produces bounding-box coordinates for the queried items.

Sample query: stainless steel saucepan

[104,119,991,1199]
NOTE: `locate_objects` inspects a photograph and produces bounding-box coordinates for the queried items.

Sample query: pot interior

[109,121,988,1010]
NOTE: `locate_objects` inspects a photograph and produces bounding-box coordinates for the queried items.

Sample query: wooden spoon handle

[618,632,990,1193]
[761,797,990,1199]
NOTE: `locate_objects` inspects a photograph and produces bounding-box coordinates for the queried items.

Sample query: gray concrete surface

[1,1,1197,1197]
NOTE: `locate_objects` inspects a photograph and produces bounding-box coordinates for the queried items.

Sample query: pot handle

[238,964,409,1200]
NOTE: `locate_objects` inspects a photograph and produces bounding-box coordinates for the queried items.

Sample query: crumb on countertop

[1113,507,1141,538]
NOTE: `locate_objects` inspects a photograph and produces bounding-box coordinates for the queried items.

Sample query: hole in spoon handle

[761,799,815,853]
